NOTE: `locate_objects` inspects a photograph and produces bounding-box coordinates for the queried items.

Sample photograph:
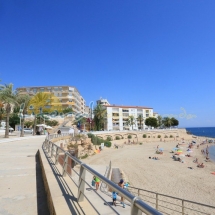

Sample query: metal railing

[127,186,215,215]
[44,134,162,215]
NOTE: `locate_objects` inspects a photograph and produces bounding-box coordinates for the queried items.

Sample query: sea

[185,127,215,162]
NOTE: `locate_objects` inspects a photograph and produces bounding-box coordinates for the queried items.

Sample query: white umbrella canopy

[36,124,47,127]
[46,126,53,129]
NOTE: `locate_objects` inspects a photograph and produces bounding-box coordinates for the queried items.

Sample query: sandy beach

[84,137,215,209]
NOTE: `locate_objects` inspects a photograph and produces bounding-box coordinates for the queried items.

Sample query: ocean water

[185,127,215,162]
[185,127,215,138]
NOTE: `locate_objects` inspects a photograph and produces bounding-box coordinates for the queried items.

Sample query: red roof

[104,105,153,109]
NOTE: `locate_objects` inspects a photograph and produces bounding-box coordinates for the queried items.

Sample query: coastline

[85,135,215,208]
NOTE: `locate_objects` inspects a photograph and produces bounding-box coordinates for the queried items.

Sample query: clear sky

[0,0,215,127]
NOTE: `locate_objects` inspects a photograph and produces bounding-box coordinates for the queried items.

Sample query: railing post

[62,153,68,177]
[51,144,54,158]
[138,189,140,196]
[48,141,51,153]
[131,197,142,215]
[156,193,158,210]
[77,163,86,202]
[182,200,184,215]
[55,147,60,165]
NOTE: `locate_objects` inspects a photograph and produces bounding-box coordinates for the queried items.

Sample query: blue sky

[0,0,215,127]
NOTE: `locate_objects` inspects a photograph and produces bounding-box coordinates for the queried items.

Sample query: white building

[104,105,154,131]
[96,98,110,106]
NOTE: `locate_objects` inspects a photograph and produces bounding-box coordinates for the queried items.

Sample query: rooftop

[104,104,153,109]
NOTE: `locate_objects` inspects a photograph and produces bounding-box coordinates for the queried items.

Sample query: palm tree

[157,115,163,128]
[0,84,17,138]
[93,105,106,131]
[29,92,50,135]
[162,117,172,128]
[137,114,143,130]
[16,94,31,137]
[127,115,136,130]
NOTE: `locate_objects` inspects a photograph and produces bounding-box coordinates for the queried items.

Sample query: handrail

[128,186,215,209]
[45,133,162,215]
[128,185,215,214]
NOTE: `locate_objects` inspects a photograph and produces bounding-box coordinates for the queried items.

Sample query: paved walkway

[0,136,46,215]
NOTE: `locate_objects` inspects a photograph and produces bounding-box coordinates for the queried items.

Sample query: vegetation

[128,134,132,139]
[24,120,34,128]
[80,154,88,159]
[145,117,158,128]
[148,136,150,138]
[170,135,173,138]
[46,120,59,127]
[0,84,18,138]
[137,114,144,129]
[87,133,111,147]
[143,134,147,138]
[157,115,163,127]
[93,104,106,131]
[157,135,161,138]
[139,142,143,145]
[62,107,73,114]
[162,117,179,128]
[9,113,20,129]
[127,115,136,130]
[28,92,51,135]
[115,136,120,140]
[106,136,112,141]
[16,94,31,137]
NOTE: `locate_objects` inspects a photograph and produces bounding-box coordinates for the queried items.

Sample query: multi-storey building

[103,105,154,131]
[96,98,110,106]
[16,86,85,113]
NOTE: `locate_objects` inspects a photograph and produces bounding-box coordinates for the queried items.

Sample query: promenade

[0,136,46,215]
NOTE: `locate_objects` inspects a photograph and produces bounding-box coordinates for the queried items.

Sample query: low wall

[38,150,56,215]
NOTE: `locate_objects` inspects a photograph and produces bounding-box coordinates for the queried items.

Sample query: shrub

[106,136,112,141]
[46,120,59,126]
[157,135,161,138]
[115,136,120,140]
[170,135,173,138]
[104,141,111,147]
[128,135,132,139]
[139,142,143,145]
[121,137,124,139]
[148,136,150,138]
[143,134,147,138]
[81,154,88,159]
[164,135,168,138]
[88,134,103,145]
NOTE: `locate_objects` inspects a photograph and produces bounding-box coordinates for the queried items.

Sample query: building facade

[16,86,85,113]
[104,105,154,131]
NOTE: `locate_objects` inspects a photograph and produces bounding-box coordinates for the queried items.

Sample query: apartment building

[104,105,154,131]
[16,86,85,113]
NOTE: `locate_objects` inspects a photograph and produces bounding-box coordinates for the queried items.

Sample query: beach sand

[84,137,215,212]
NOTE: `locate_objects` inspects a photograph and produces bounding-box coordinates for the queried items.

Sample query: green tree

[0,84,18,138]
[24,120,34,128]
[93,105,106,131]
[127,115,136,130]
[16,94,31,137]
[46,120,59,127]
[171,117,179,127]
[157,115,163,127]
[9,113,20,129]
[137,114,144,130]
[29,92,51,135]
[145,117,158,128]
[62,107,73,114]
[162,117,172,128]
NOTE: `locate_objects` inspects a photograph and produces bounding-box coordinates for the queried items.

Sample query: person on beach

[92,176,96,187]
[118,179,125,208]
[157,145,159,149]
[95,176,100,191]
[112,191,117,206]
